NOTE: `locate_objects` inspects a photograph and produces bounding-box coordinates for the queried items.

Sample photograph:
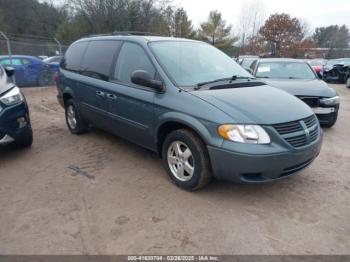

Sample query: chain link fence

[0,32,73,86]
[0,32,71,57]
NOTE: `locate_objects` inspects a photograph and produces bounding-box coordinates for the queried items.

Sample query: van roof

[77,35,200,44]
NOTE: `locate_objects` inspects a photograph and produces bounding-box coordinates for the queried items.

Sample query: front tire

[14,126,33,148]
[65,99,88,134]
[162,129,212,191]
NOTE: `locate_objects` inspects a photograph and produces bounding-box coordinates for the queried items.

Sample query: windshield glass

[241,58,257,69]
[256,62,316,79]
[150,41,251,86]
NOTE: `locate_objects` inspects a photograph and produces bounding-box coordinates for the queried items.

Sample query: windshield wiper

[195,75,252,90]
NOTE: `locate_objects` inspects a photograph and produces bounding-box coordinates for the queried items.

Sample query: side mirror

[131,70,163,91]
[5,67,15,77]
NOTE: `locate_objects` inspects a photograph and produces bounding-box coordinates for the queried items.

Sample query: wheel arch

[62,87,75,105]
[155,113,215,158]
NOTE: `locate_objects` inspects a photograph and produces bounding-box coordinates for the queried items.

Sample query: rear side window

[0,59,22,66]
[81,40,121,81]
[62,41,89,72]
[22,59,31,65]
[114,42,155,84]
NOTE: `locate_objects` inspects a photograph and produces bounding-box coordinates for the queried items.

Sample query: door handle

[96,91,105,97]
[106,94,118,100]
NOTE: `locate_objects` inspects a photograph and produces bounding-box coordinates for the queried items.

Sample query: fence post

[0,31,16,84]
[54,38,63,56]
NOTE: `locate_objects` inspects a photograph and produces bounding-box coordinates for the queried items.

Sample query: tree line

[0,0,349,58]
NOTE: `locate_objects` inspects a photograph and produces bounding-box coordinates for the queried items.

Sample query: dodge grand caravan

[0,65,33,148]
[57,33,323,190]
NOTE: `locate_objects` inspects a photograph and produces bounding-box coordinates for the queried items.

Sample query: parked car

[43,56,62,64]
[0,65,33,148]
[38,56,49,60]
[237,55,259,73]
[323,58,350,84]
[43,56,62,72]
[0,55,56,87]
[252,58,340,127]
[307,59,327,78]
[57,35,322,190]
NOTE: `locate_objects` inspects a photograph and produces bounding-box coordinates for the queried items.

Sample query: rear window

[62,41,89,72]
[81,40,121,81]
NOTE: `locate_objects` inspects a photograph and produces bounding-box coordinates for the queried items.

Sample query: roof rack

[112,31,160,36]
[88,31,160,37]
[88,33,112,37]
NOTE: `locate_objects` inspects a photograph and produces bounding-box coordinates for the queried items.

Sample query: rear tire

[65,99,88,134]
[346,76,350,89]
[162,129,212,191]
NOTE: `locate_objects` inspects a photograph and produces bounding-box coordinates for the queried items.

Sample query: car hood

[324,64,349,71]
[192,85,314,125]
[261,79,337,98]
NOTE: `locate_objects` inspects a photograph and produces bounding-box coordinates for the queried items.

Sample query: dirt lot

[0,84,349,255]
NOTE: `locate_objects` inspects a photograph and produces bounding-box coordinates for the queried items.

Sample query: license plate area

[312,107,335,114]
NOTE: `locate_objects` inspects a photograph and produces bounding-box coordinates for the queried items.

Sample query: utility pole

[0,31,16,84]
[54,38,63,56]
[0,31,13,65]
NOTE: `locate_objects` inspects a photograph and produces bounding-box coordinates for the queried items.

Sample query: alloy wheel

[167,141,195,182]
[67,105,77,129]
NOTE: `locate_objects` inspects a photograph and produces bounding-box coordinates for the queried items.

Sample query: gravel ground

[0,84,349,255]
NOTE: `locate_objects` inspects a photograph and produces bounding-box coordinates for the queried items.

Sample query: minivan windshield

[150,41,252,86]
[256,62,316,80]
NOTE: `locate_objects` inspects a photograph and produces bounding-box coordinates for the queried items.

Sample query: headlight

[0,86,24,106]
[218,124,271,144]
[320,96,340,106]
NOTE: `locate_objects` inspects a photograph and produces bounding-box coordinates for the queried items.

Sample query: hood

[192,85,314,125]
[0,72,15,96]
[261,79,336,98]
[324,63,349,72]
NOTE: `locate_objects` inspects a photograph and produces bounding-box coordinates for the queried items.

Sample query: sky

[174,0,350,32]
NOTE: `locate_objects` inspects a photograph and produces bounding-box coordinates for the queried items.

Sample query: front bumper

[0,101,31,145]
[314,104,339,125]
[207,130,323,183]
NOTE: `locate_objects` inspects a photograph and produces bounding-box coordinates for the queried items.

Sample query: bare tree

[238,0,266,48]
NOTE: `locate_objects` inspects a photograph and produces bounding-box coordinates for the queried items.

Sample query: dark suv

[0,66,33,148]
[57,34,323,190]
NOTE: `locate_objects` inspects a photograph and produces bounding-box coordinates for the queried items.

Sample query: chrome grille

[285,134,307,148]
[273,115,319,148]
[273,121,303,135]
[304,114,318,128]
